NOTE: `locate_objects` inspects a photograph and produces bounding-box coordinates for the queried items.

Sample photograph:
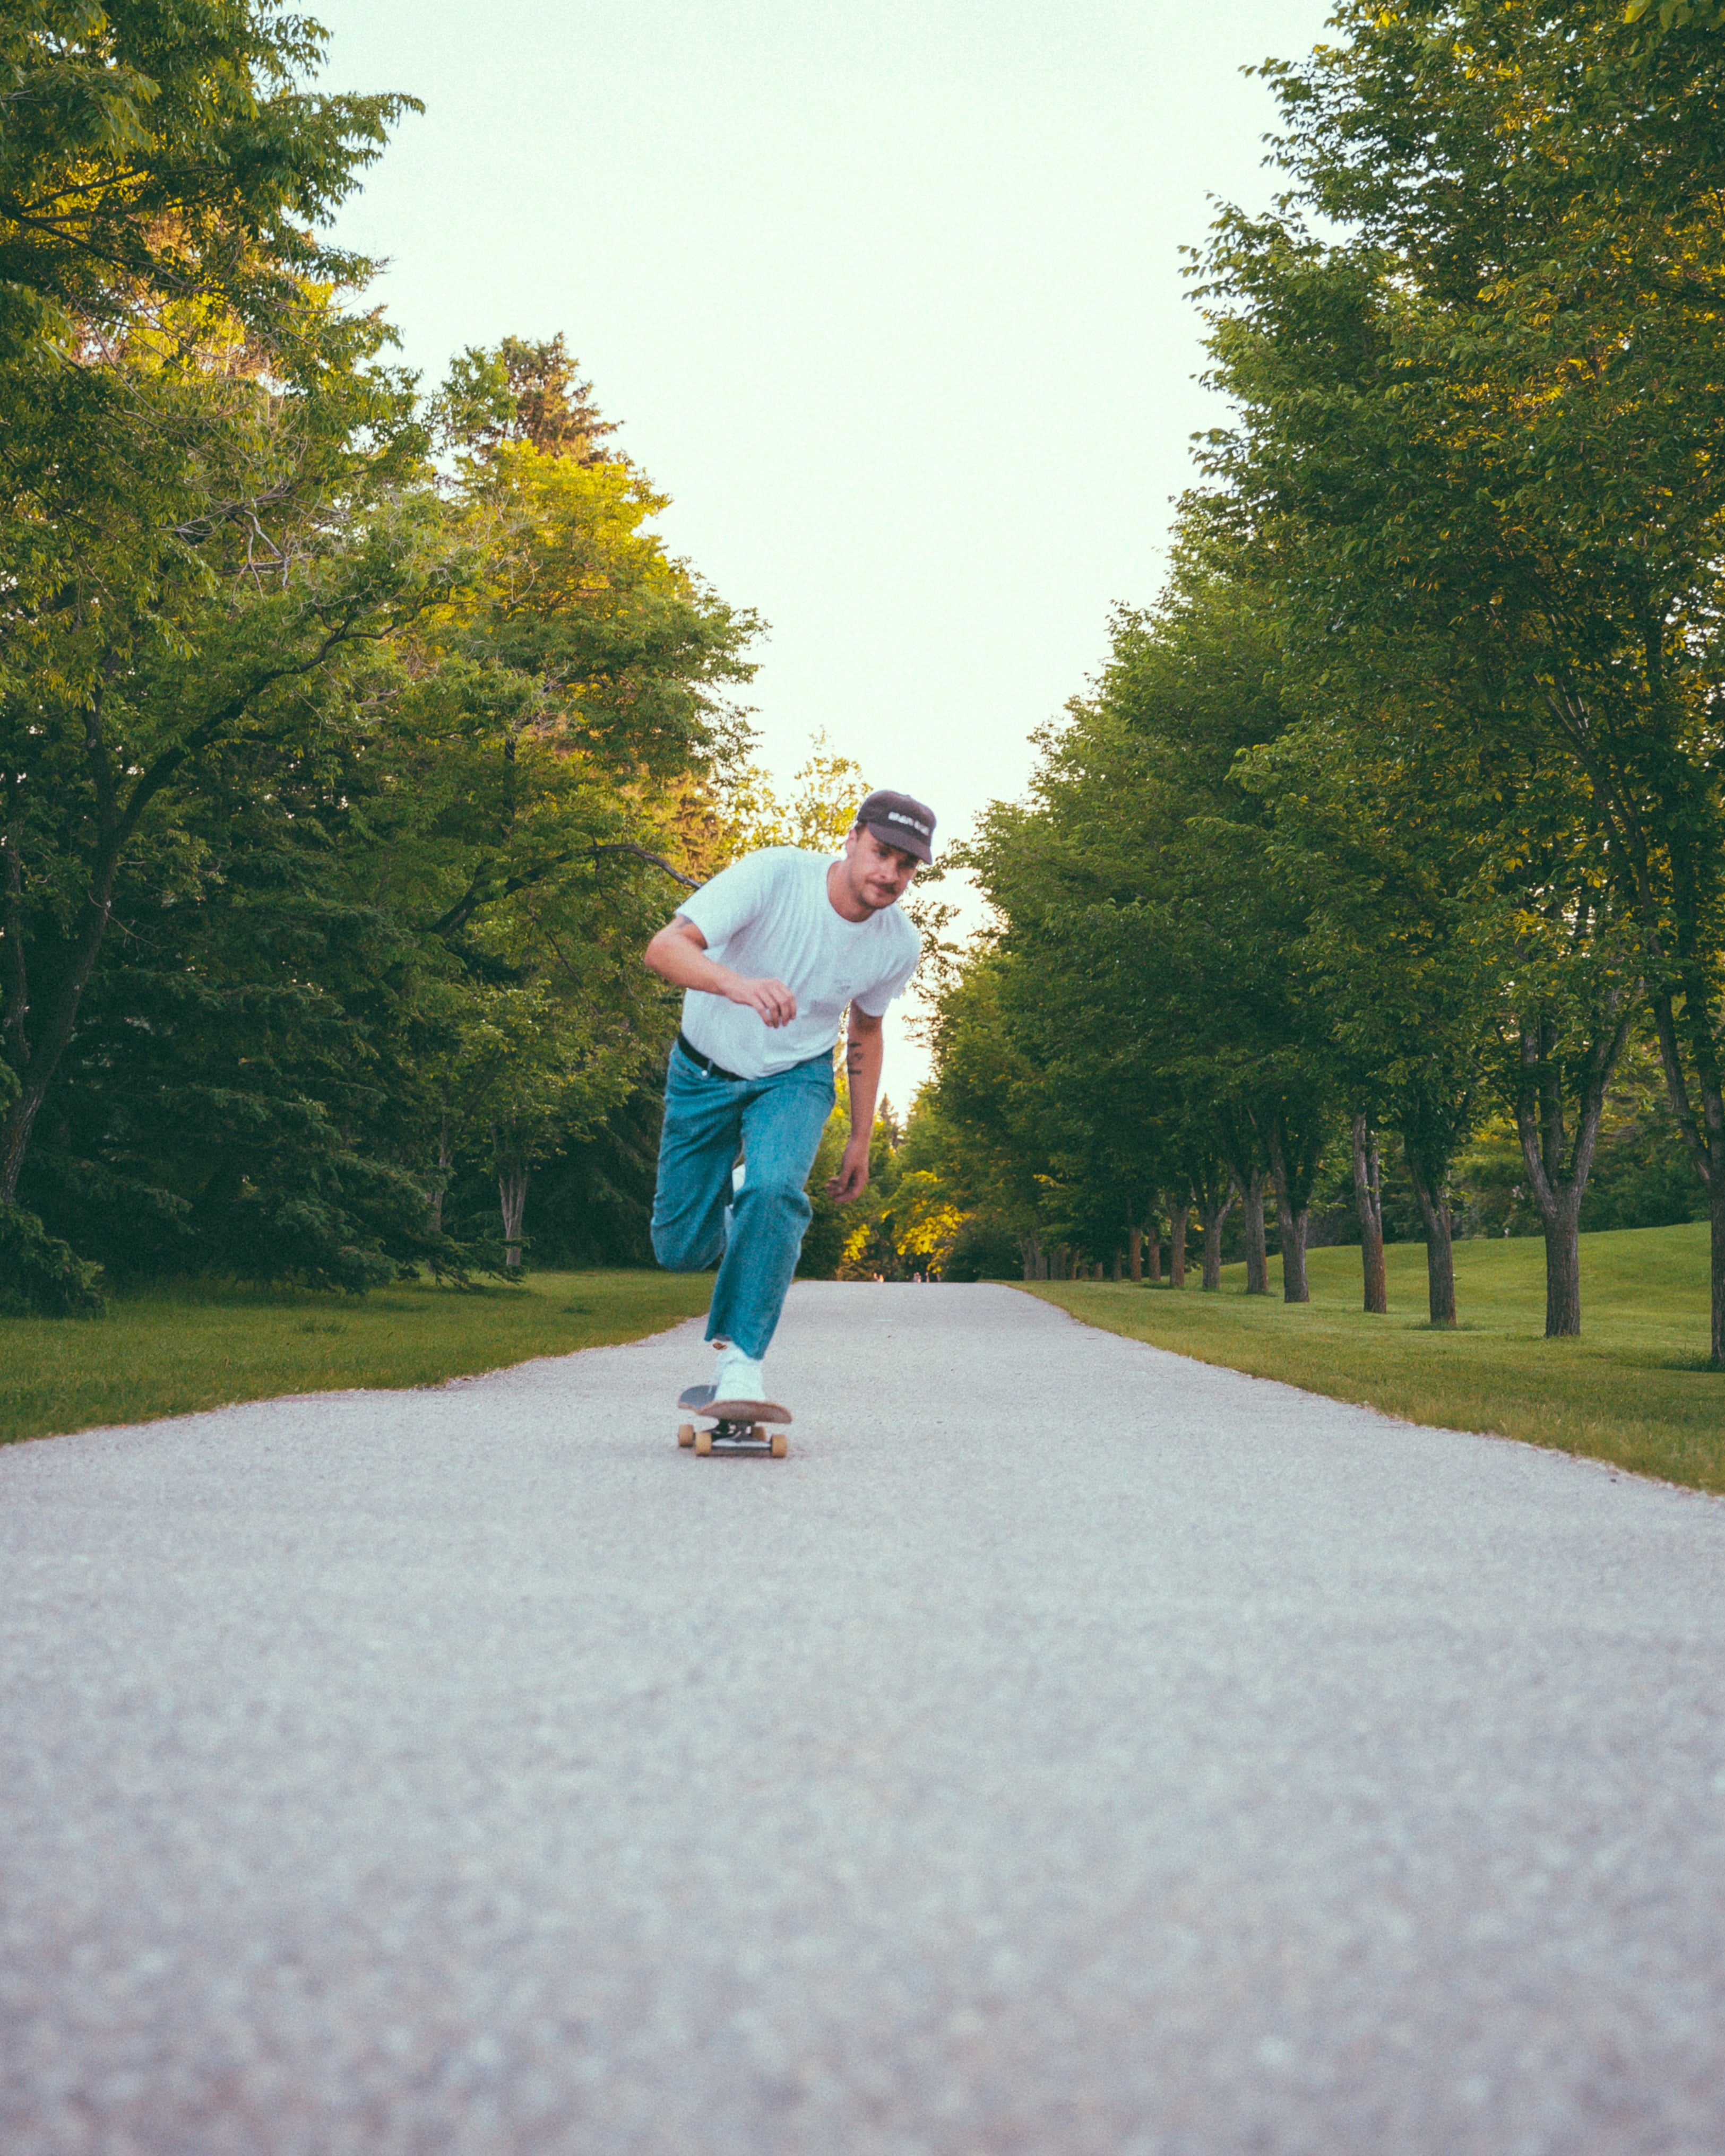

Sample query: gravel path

[2,1281,1723,2156]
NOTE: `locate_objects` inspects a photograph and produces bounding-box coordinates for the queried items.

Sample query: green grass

[0,1269,713,1448]
[1027,1221,1725,1494]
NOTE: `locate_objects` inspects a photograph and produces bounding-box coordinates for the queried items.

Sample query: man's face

[841,823,921,910]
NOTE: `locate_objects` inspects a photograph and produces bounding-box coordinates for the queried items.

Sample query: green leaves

[0,1203,105,1314]
[1624,0,1725,33]
[0,19,764,1294]
[919,1,1725,1337]
[0,1,419,364]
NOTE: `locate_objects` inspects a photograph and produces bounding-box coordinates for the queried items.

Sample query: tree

[428,984,633,1270]
[19,731,456,1286]
[2,327,762,1283]
[1239,678,1510,1326]
[924,951,1060,1277]
[1,464,447,1207]
[1208,0,1725,1354]
[718,731,869,858]
[2,2,428,1219]
[1,16,769,1297]
[922,536,1342,1304]
[1202,0,1725,1357]
[1496,883,1640,1335]
[1077,555,1338,1304]
[436,335,617,464]
[0,2,412,365]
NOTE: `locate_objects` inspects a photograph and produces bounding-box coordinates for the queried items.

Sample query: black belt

[676,1031,745,1082]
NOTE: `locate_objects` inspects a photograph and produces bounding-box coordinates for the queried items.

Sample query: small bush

[0,1205,106,1317]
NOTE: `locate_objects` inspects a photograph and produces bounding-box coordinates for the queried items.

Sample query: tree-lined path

[3,1284,1723,2155]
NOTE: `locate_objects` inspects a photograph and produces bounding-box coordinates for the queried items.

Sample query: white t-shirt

[676,847,921,1079]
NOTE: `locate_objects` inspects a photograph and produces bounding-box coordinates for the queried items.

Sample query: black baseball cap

[856,788,936,865]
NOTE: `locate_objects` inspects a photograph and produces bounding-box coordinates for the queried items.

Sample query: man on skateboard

[643,788,935,1419]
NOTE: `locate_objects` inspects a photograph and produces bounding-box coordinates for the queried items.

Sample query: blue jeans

[650,1041,836,1358]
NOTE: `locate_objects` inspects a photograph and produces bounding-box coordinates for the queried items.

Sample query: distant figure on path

[643,789,934,1409]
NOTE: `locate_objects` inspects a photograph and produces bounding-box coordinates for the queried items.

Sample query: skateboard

[676,1383,791,1459]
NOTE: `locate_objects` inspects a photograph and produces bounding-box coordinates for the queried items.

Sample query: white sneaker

[711,1346,766,1404]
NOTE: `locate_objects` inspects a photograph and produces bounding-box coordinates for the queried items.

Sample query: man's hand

[732,974,797,1028]
[834,1005,884,1202]
[826,1133,871,1204]
[643,917,798,1027]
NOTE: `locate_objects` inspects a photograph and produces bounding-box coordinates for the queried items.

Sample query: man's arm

[643,914,798,1028]
[827,1005,884,1203]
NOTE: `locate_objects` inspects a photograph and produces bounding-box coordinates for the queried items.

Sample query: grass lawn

[1028,1221,1725,1495]
[0,1269,713,1449]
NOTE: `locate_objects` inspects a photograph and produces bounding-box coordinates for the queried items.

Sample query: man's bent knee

[741,1176,812,1223]
[652,1218,723,1272]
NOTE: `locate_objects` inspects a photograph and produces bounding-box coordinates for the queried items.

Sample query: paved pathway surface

[3,1282,1724,2155]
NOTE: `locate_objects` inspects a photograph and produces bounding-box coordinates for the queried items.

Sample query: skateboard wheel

[677,1422,695,1448]
[770,1431,787,1459]
[694,1426,712,1456]
[751,1423,768,1443]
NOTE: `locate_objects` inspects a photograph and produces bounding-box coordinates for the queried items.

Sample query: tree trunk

[0,870,119,1205]
[498,1169,529,1271]
[1264,1125,1309,1304]
[0,699,131,1205]
[1279,1206,1309,1304]
[1351,1113,1387,1315]
[1714,1181,1725,1371]
[1128,1223,1143,1283]
[1195,1187,1235,1291]
[0,798,31,1200]
[1405,1157,1456,1327]
[1169,1204,1188,1288]
[1542,1198,1583,1338]
[1512,1002,1632,1339]
[1240,1167,1269,1295]
[1020,1234,1040,1280]
[1649,987,1725,1366]
[1145,1216,1162,1284]
[427,1118,451,1238]
[1111,1251,1122,1281]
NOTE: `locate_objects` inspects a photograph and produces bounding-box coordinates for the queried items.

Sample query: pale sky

[313,0,1336,1097]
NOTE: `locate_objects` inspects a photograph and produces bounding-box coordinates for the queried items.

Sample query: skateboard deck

[676,1383,791,1458]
